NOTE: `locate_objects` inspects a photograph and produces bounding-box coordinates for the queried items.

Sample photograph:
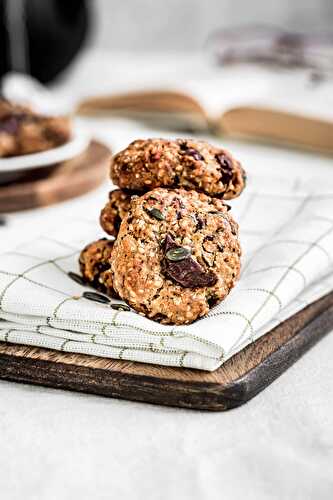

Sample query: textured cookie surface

[79,238,117,297]
[0,99,71,157]
[110,138,246,199]
[111,188,241,325]
[100,189,135,237]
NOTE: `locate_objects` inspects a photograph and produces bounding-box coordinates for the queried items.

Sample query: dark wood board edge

[220,302,333,408]
[0,294,332,411]
[0,141,111,213]
[0,353,231,411]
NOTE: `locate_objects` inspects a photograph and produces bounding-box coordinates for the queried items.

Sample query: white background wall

[90,0,333,51]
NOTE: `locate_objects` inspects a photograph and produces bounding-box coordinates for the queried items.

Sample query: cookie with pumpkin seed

[79,238,118,298]
[100,189,136,237]
[111,188,241,325]
[110,138,246,200]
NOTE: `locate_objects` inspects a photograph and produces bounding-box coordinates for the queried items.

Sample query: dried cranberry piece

[179,142,204,161]
[150,152,162,162]
[0,116,20,135]
[162,234,217,288]
[215,153,233,184]
[184,148,204,161]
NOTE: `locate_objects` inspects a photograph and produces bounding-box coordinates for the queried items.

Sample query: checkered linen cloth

[0,174,333,371]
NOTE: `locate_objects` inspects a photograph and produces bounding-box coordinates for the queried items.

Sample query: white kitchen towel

[0,175,333,371]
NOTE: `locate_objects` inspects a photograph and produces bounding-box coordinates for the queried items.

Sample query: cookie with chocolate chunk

[100,189,135,237]
[111,188,241,325]
[0,99,71,157]
[110,138,246,200]
[79,238,117,297]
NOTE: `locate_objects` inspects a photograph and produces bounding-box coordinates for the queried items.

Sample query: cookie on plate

[100,189,136,237]
[79,238,117,297]
[111,188,241,325]
[110,138,246,199]
[0,99,71,157]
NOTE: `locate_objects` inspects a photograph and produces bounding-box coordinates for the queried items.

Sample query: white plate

[0,128,90,172]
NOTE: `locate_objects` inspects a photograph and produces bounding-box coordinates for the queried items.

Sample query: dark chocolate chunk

[96,262,111,273]
[162,233,217,288]
[114,215,122,232]
[163,233,178,253]
[120,163,130,172]
[150,313,168,322]
[207,295,219,308]
[173,174,180,185]
[179,141,204,160]
[215,153,233,184]
[172,197,186,210]
[184,148,204,161]
[192,214,204,230]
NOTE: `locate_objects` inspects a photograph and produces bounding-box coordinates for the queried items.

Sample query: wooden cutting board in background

[0,291,332,411]
[0,141,111,213]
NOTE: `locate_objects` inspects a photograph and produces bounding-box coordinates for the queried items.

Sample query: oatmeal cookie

[0,99,71,157]
[79,238,117,297]
[111,188,241,325]
[100,189,136,237]
[110,138,246,199]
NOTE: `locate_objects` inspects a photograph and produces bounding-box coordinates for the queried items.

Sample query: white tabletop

[0,53,332,500]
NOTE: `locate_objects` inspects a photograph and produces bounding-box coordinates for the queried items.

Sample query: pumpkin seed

[166,247,191,261]
[83,291,110,304]
[111,303,131,312]
[146,207,165,220]
[68,271,86,286]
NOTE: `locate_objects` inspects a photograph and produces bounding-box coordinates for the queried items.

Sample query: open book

[76,65,333,154]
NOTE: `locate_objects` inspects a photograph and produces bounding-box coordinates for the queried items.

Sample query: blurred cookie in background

[0,98,72,157]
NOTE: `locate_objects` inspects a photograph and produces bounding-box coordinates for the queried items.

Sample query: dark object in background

[0,0,90,83]
[207,24,333,82]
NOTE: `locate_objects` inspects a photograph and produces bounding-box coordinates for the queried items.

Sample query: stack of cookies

[80,138,247,325]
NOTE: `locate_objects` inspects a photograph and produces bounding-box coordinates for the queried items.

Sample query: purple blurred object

[207,24,333,77]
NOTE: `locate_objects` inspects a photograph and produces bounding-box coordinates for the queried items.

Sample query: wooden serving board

[0,141,111,213]
[0,291,332,411]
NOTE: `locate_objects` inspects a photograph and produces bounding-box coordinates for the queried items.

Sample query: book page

[177,65,333,123]
[50,50,333,125]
